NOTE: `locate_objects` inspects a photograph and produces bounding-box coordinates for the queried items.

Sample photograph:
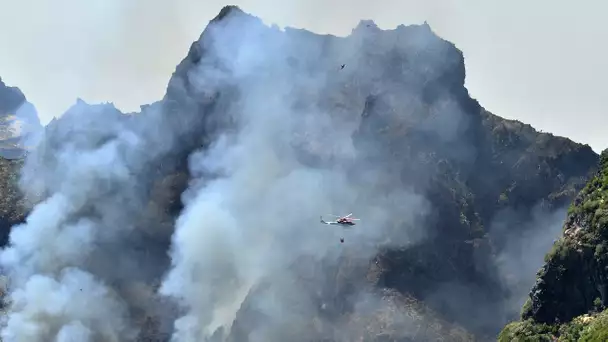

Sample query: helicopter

[320,213,360,226]
[320,213,360,243]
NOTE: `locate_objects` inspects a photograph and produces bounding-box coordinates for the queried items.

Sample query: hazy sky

[0,0,606,152]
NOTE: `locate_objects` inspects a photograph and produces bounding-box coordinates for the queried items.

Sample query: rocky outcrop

[498,150,608,340]
[150,6,599,340]
[0,78,42,159]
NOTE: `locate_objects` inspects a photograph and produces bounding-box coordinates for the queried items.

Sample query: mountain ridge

[101,5,602,340]
[0,5,601,341]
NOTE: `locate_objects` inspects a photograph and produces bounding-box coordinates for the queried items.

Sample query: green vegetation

[544,238,571,262]
[498,319,559,341]
[499,149,608,341]
[566,150,608,230]
[579,311,608,341]
[542,151,608,266]
[500,310,608,341]
[522,298,533,317]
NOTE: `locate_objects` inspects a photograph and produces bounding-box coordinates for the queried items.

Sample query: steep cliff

[166,7,597,340]
[0,6,601,342]
[499,150,608,341]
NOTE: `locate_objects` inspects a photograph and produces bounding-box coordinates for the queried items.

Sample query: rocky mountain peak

[0,78,42,159]
[0,5,603,342]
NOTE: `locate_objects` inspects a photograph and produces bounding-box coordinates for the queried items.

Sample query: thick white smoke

[158,13,429,342]
[156,8,434,342]
[0,103,145,341]
[0,7,458,342]
[0,91,198,340]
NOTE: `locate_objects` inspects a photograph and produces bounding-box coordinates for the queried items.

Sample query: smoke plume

[0,102,145,341]
[0,7,441,341]
[158,9,433,341]
[493,203,569,319]
[0,5,557,342]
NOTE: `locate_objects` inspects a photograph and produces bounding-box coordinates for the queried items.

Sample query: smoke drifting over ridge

[0,5,585,342]
[0,7,440,341]
[159,9,438,341]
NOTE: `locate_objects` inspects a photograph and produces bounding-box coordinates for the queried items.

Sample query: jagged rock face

[155,6,598,340]
[522,151,608,325]
[498,152,608,340]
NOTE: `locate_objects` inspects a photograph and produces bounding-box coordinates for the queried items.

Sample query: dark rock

[520,149,608,324]
[0,78,26,115]
[156,5,598,340]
